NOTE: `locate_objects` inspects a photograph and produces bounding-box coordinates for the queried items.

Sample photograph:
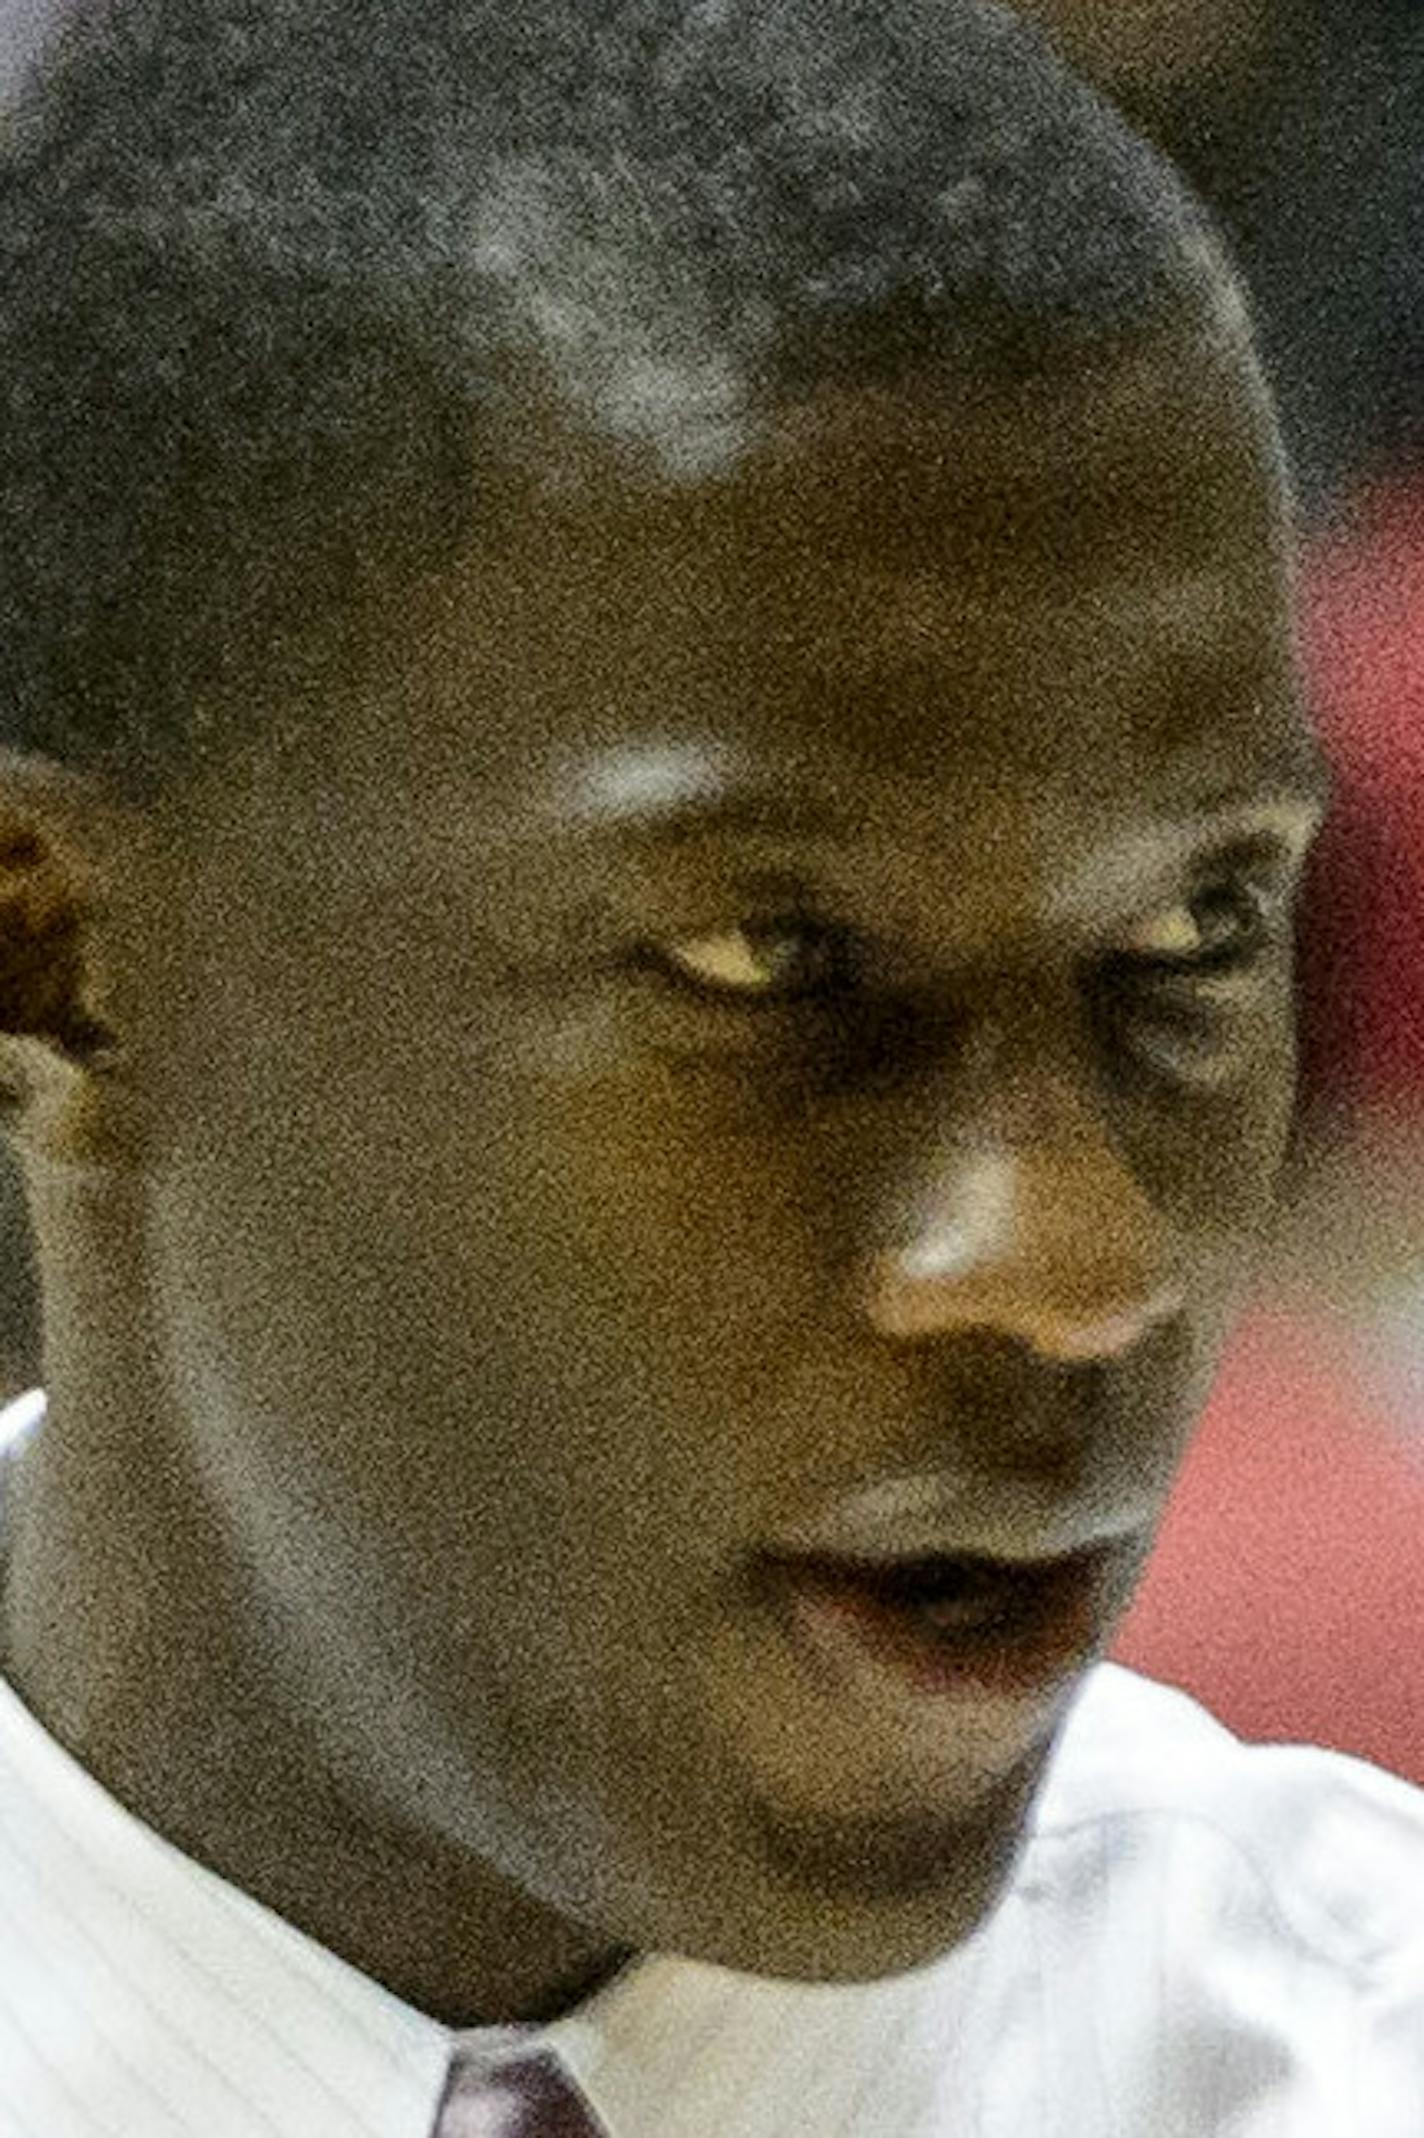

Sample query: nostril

[1031,1284,1186,1361]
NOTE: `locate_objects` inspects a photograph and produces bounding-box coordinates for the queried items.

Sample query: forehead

[359,322,1290,743]
[194,316,1320,925]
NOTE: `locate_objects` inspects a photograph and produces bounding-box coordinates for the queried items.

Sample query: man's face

[107,307,1323,1982]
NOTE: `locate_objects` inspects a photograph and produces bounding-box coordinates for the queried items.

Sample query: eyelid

[1116,852,1296,964]
[630,911,857,1006]
[628,836,1302,1006]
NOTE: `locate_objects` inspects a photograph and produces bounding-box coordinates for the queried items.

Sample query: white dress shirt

[1,1388,1422,2136]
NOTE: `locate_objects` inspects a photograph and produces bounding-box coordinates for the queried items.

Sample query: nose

[859,1034,1185,1363]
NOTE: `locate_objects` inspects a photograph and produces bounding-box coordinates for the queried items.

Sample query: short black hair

[0,0,1231,810]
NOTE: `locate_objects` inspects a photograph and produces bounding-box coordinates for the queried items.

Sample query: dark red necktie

[432,2045,611,2135]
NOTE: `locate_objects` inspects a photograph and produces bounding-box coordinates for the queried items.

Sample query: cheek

[453,1071,842,1535]
[482,1070,828,1399]
[1127,1034,1298,1296]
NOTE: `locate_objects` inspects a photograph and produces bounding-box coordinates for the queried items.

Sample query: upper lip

[759,1471,1154,1571]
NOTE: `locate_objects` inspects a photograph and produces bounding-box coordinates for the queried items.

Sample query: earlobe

[0,1029,126,1169]
[0,778,134,1168]
[0,814,106,1045]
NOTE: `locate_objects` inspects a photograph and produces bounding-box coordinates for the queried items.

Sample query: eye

[1118,875,1283,977]
[1097,871,1293,1090]
[632,913,862,1004]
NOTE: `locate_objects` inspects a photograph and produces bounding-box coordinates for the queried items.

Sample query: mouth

[748,1543,1122,1705]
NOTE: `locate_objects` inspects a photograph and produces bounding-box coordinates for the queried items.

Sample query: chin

[641,1732,1047,1988]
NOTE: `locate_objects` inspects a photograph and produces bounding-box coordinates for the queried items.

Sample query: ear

[0,750,144,1169]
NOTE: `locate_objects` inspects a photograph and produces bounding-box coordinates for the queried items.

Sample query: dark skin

[0,280,1326,2027]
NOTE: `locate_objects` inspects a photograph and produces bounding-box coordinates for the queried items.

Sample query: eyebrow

[1180,727,1335,817]
[564,743,1333,854]
[582,787,864,847]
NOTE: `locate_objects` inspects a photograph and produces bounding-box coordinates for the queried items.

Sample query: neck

[0,1159,635,2029]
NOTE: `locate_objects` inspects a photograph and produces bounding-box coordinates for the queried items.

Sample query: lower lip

[760,1549,1112,1706]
